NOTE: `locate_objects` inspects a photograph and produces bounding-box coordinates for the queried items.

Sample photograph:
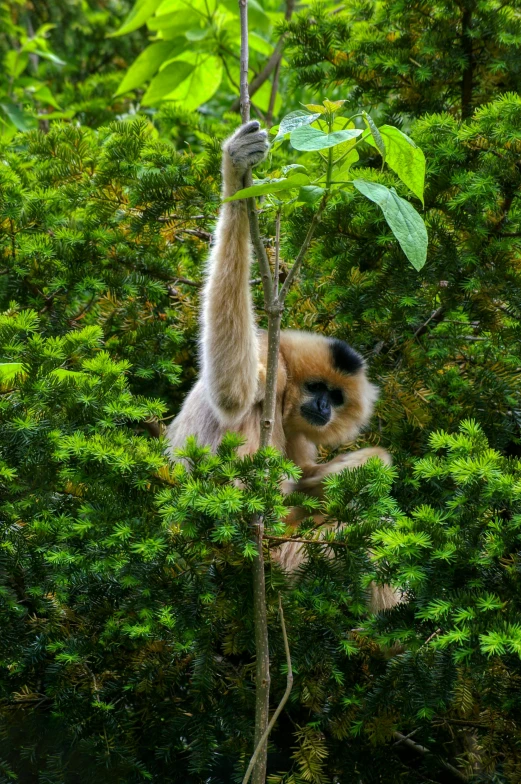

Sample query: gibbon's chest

[236,400,286,456]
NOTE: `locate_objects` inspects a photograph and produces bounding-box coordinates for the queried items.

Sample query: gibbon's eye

[330,388,344,407]
[304,381,327,395]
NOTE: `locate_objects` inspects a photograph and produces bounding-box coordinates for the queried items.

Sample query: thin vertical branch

[274,210,281,297]
[265,0,295,127]
[239,3,272,782]
[238,5,325,779]
[242,595,293,784]
[278,194,327,303]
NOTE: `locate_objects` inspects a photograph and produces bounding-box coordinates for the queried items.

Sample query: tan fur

[167,122,399,613]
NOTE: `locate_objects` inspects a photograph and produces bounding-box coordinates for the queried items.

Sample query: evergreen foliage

[1,0,521,781]
[285,0,521,120]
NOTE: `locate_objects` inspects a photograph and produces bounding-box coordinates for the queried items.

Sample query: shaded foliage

[1,0,521,782]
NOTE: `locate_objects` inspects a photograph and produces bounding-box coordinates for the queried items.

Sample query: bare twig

[273,210,281,297]
[242,595,293,784]
[231,37,287,114]
[278,194,327,302]
[265,0,295,127]
[393,732,468,781]
[413,306,444,339]
[264,534,348,548]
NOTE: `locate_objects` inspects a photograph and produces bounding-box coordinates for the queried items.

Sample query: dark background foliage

[1,1,521,782]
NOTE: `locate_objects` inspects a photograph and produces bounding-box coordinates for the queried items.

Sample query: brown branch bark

[239,5,271,782]
[393,732,468,781]
[231,37,286,114]
[242,595,293,784]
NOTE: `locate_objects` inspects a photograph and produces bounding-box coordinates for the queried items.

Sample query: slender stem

[278,195,328,303]
[242,595,293,784]
[239,3,272,782]
[231,36,286,114]
[274,210,281,297]
[260,302,282,448]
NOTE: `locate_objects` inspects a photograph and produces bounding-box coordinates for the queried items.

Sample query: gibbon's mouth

[300,405,330,427]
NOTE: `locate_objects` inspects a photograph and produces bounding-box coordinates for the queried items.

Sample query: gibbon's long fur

[167,121,398,611]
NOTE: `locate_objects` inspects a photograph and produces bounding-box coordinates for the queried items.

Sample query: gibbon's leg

[201,121,269,425]
[277,447,401,611]
[294,447,392,498]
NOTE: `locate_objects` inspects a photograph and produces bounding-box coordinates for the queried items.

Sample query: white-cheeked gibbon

[167,121,396,609]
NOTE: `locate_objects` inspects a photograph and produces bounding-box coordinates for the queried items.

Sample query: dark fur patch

[329,339,364,375]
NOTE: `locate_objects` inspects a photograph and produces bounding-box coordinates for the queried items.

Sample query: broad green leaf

[33,49,66,66]
[147,8,203,36]
[50,369,88,384]
[115,42,183,96]
[33,85,61,109]
[334,147,359,176]
[0,102,35,131]
[353,179,428,270]
[365,125,426,204]
[0,363,24,383]
[274,110,321,142]
[144,55,223,110]
[304,103,325,114]
[290,125,362,151]
[363,112,385,162]
[248,32,273,56]
[0,114,16,142]
[141,60,195,105]
[298,186,324,204]
[254,77,281,116]
[109,0,163,36]
[323,98,346,112]
[220,0,271,32]
[5,50,28,78]
[224,174,310,202]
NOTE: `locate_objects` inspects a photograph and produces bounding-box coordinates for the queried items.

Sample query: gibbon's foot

[294,446,392,497]
[326,446,392,473]
[223,120,269,176]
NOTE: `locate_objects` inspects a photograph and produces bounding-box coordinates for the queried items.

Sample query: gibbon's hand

[223,120,269,177]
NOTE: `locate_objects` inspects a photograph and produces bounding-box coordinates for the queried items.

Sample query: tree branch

[242,595,293,784]
[278,195,327,302]
[239,5,272,783]
[393,732,468,782]
[231,37,287,114]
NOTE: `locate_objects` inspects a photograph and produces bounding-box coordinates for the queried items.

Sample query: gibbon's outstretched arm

[200,121,269,425]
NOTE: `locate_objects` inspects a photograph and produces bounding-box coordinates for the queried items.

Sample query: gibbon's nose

[317,394,330,416]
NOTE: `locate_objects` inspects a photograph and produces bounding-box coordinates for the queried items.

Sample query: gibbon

[167,121,395,607]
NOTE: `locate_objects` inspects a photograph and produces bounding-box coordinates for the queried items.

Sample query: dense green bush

[2,0,521,781]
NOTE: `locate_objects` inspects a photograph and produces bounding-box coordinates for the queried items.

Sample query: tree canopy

[1,1,521,781]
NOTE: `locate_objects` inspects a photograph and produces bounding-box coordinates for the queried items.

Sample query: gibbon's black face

[300,381,344,427]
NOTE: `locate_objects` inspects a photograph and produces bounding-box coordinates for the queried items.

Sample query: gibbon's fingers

[225,125,269,172]
[236,120,261,136]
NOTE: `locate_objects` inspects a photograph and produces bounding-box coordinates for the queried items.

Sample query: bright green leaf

[0,363,25,383]
[274,110,321,142]
[363,112,385,162]
[297,185,324,204]
[224,174,310,202]
[141,60,195,105]
[0,102,35,132]
[109,0,163,36]
[143,55,223,110]
[352,179,428,270]
[365,125,426,204]
[114,42,184,96]
[290,125,362,151]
